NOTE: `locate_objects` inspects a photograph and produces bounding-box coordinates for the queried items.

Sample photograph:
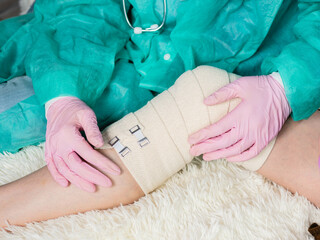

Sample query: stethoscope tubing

[122,0,167,33]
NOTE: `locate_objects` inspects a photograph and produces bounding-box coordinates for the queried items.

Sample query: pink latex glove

[189,75,291,162]
[45,97,121,192]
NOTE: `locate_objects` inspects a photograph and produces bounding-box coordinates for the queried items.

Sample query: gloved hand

[188,75,291,162]
[45,97,121,192]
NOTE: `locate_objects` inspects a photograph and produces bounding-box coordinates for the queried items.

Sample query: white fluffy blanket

[0,143,318,239]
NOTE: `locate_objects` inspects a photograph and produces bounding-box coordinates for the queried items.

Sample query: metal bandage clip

[108,136,131,157]
[129,125,150,147]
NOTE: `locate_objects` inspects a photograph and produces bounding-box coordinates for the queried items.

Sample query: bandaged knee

[100,66,276,194]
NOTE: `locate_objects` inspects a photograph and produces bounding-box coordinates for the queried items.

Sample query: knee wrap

[100,66,276,194]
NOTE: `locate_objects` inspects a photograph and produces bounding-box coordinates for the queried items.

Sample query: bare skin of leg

[0,111,320,228]
[257,111,320,206]
[0,149,144,228]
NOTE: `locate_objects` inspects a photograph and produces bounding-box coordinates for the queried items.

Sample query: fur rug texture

[0,143,319,240]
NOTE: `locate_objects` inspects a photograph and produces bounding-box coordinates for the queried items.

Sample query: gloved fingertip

[113,167,121,175]
[204,96,216,105]
[101,179,113,188]
[94,139,104,148]
[84,184,96,193]
[89,135,104,148]
[107,165,121,175]
[58,178,69,187]
[189,148,195,156]
[188,136,198,145]
[190,147,200,156]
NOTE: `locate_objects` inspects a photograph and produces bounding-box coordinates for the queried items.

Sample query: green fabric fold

[1,0,320,152]
[262,0,320,120]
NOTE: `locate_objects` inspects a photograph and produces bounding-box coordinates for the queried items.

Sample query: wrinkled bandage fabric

[100,66,276,194]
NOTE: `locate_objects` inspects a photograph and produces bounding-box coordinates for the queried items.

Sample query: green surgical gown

[0,0,319,153]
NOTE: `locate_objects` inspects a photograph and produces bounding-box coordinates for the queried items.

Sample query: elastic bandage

[100,66,276,194]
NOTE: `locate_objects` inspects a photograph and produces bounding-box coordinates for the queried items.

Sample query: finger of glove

[79,110,104,148]
[190,128,239,156]
[67,152,112,187]
[204,83,239,105]
[46,156,69,187]
[73,139,121,175]
[226,144,258,162]
[202,140,254,161]
[55,156,96,192]
[188,108,238,145]
[45,143,69,187]
[188,120,233,145]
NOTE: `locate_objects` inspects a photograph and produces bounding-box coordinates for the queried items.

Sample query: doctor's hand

[45,97,121,192]
[188,75,291,162]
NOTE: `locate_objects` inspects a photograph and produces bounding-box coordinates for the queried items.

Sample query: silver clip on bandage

[129,125,150,147]
[109,136,131,157]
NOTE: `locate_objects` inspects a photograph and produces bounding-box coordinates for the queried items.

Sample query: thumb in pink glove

[188,74,291,162]
[45,97,121,192]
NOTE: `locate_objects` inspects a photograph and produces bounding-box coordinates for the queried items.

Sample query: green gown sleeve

[25,0,130,106]
[262,0,320,121]
[0,13,35,82]
[0,13,34,48]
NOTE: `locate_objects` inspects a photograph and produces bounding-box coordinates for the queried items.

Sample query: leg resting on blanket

[0,65,319,228]
[0,148,144,227]
[1,112,320,228]
[257,111,320,207]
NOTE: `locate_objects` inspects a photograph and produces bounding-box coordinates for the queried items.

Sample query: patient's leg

[257,111,320,206]
[0,148,144,228]
[1,66,319,228]
[0,112,320,228]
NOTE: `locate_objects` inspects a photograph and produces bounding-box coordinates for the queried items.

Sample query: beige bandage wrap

[100,66,276,194]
